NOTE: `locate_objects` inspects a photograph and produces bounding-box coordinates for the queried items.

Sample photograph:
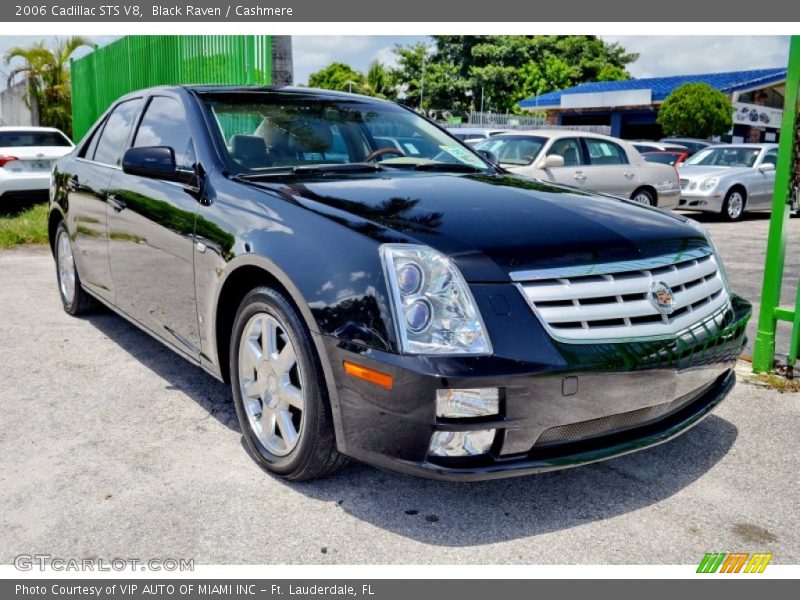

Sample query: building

[0,81,39,127]
[519,68,787,142]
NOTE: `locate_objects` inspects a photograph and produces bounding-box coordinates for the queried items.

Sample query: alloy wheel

[56,229,76,305]
[632,191,653,206]
[237,312,305,456]
[727,192,744,220]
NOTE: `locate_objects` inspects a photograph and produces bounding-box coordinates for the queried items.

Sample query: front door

[106,95,202,357]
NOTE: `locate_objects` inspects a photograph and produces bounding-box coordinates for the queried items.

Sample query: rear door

[106,94,202,357]
[580,137,638,197]
[68,99,144,300]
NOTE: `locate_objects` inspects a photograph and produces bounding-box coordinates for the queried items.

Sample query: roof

[492,128,627,144]
[0,126,64,132]
[519,67,787,109]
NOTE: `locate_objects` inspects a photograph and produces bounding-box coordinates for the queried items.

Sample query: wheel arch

[727,183,748,201]
[212,255,345,449]
[213,255,320,383]
[47,206,66,254]
[631,185,657,205]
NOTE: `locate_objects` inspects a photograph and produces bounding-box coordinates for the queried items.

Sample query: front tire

[230,287,345,480]
[722,189,746,221]
[54,222,98,315]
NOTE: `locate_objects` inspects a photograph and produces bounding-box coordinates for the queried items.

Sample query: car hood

[679,165,750,180]
[249,172,706,282]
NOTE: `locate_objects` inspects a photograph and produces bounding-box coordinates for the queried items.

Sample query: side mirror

[476,149,499,165]
[122,146,195,184]
[538,154,565,169]
[758,162,776,172]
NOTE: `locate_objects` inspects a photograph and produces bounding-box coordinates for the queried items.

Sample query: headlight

[700,177,719,191]
[381,244,492,355]
[685,218,730,290]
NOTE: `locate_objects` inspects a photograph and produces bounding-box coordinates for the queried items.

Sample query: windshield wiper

[237,163,384,180]
[394,162,487,173]
[290,162,384,175]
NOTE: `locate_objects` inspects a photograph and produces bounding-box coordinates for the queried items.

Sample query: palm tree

[363,61,395,100]
[4,36,94,138]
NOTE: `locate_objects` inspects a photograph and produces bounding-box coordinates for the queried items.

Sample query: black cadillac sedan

[49,86,751,481]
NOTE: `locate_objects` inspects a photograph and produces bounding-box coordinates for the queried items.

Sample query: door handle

[624,171,635,179]
[108,195,127,212]
[574,172,587,181]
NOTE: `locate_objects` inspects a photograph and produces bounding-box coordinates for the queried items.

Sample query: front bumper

[322,295,751,481]
[678,191,725,213]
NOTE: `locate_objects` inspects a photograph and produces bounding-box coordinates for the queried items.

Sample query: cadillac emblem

[648,280,675,315]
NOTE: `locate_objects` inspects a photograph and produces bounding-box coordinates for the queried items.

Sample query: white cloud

[373,45,400,70]
[602,36,791,79]
[292,35,375,70]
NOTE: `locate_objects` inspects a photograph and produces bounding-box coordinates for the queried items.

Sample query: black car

[49,86,751,481]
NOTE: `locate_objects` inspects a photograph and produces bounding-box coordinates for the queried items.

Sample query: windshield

[684,146,761,168]
[201,94,493,174]
[0,130,72,147]
[475,136,547,166]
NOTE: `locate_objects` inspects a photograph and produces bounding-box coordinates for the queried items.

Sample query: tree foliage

[306,37,636,114]
[657,83,734,139]
[3,36,94,137]
[308,62,367,94]
[391,35,637,113]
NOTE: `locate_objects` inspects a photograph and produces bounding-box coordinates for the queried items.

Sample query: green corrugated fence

[70,35,272,142]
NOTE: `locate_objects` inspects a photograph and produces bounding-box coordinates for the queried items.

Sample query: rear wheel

[230,287,346,480]
[722,189,746,221]
[631,188,655,207]
[54,223,98,315]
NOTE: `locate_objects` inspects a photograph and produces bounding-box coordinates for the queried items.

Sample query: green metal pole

[752,35,800,372]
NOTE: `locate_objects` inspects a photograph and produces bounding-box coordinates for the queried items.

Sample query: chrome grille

[515,249,729,342]
[679,178,689,189]
[534,379,716,447]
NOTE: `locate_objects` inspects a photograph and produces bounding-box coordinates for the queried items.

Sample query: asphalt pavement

[0,214,798,565]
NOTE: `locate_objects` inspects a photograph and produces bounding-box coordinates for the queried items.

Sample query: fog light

[428,429,496,457]
[436,388,499,418]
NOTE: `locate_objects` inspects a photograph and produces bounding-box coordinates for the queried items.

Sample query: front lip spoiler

[354,369,735,482]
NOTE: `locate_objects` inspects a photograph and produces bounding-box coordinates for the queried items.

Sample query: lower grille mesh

[533,379,716,447]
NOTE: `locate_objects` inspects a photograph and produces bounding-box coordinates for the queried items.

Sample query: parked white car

[476,130,681,208]
[447,127,509,145]
[0,126,74,201]
[677,143,778,221]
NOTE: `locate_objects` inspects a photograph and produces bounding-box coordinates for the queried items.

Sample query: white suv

[0,127,74,201]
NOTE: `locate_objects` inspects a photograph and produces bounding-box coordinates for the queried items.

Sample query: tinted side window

[133,96,192,166]
[548,138,583,166]
[93,99,143,166]
[80,122,103,159]
[585,138,628,165]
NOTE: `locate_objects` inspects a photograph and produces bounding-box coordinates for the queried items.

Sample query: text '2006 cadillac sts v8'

[49,86,751,481]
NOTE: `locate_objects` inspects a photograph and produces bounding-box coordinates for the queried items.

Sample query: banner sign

[733,101,783,128]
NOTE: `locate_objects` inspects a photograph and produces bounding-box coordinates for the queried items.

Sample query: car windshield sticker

[439,145,486,167]
[403,142,421,155]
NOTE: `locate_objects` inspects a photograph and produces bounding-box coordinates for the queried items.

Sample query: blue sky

[0,35,791,90]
